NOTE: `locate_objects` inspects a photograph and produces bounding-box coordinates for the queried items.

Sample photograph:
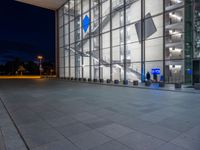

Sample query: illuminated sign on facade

[152,68,161,75]
[82,15,90,32]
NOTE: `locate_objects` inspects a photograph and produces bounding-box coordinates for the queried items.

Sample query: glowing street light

[37,55,43,76]
[37,55,43,60]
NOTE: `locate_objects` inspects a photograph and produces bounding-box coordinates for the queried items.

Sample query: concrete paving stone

[0,113,13,127]
[6,146,27,150]
[69,130,111,150]
[0,129,6,150]
[10,111,44,126]
[157,117,195,133]
[146,107,184,117]
[90,140,133,150]
[117,131,165,150]
[136,106,162,114]
[155,142,188,150]
[18,121,53,135]
[0,80,200,150]
[184,125,200,141]
[140,113,169,123]
[97,123,134,139]
[106,106,128,114]
[172,134,200,150]
[80,105,102,113]
[170,113,200,126]
[7,104,33,113]
[102,113,131,124]
[37,110,65,120]
[175,100,200,109]
[91,109,116,118]
[32,139,79,150]
[0,106,5,115]
[1,125,20,140]
[118,117,154,131]
[106,106,143,118]
[138,107,181,123]
[45,115,78,127]
[136,124,181,142]
[4,135,26,150]
[22,128,64,148]
[55,106,85,115]
[83,118,114,129]
[119,117,180,142]
[30,105,56,113]
[56,122,91,137]
[73,112,99,122]
[177,109,200,118]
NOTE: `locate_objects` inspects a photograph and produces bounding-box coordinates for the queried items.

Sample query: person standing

[153,73,158,82]
[146,72,151,81]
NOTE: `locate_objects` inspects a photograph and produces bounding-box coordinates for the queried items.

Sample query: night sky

[0,0,55,64]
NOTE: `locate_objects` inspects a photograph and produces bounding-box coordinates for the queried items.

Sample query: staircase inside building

[68,0,141,81]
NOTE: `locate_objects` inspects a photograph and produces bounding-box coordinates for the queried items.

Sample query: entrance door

[193,60,200,84]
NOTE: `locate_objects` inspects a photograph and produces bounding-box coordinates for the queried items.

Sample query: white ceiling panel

[16,0,67,10]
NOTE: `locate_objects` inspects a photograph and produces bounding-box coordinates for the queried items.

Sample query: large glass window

[57,0,188,83]
[164,2,185,83]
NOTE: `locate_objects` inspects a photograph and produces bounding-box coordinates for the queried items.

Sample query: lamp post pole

[37,55,43,76]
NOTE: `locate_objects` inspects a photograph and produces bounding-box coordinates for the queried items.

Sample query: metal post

[98,0,101,80]
[124,0,127,81]
[110,0,113,81]
[89,0,92,79]
[163,0,166,83]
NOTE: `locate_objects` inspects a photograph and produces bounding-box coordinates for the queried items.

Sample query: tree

[17,65,25,75]
[24,61,38,75]
[0,64,5,75]
[42,61,54,75]
[4,57,22,75]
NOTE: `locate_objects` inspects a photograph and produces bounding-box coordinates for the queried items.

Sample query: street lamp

[37,55,43,76]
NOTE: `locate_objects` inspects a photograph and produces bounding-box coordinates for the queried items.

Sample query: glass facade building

[57,0,200,84]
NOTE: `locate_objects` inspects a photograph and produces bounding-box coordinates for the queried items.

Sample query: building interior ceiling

[15,0,67,10]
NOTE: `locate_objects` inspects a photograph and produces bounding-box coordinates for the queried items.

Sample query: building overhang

[15,0,67,10]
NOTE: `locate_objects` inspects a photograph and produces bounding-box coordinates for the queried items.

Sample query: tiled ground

[0,79,200,150]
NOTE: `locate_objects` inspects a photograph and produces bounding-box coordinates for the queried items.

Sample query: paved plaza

[0,79,200,150]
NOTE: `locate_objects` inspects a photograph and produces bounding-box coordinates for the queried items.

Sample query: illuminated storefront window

[57,0,195,84]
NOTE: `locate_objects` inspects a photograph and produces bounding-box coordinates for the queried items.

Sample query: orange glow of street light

[37,55,43,76]
[37,55,43,60]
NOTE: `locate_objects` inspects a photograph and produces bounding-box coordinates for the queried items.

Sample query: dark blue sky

[0,0,55,64]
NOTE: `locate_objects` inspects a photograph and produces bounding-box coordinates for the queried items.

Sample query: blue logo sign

[82,15,90,32]
[188,69,192,75]
[152,68,160,75]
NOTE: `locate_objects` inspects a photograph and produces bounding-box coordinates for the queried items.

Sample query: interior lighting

[169,30,182,37]
[169,12,182,21]
[170,65,182,69]
[171,0,182,3]
[64,4,68,9]
[169,47,182,52]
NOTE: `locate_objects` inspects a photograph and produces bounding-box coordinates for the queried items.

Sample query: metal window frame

[58,0,191,84]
